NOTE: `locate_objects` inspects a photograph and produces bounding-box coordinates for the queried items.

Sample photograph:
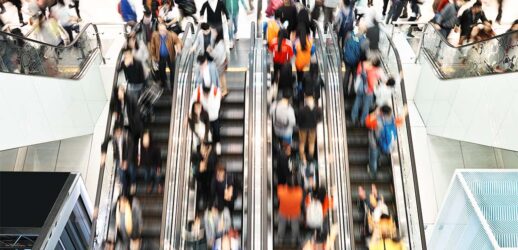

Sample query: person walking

[296,88,322,164]
[208,26,229,96]
[270,90,296,145]
[432,0,464,39]
[200,0,230,29]
[277,175,303,243]
[149,23,183,90]
[269,29,294,86]
[225,0,252,48]
[455,1,490,45]
[351,58,385,126]
[118,48,146,99]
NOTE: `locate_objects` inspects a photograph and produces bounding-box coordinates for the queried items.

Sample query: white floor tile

[408,101,425,127]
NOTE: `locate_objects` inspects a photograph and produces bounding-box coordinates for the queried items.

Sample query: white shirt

[50,4,72,26]
[190,85,222,121]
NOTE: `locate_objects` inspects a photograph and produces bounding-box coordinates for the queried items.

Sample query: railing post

[92,24,106,64]
[414,24,428,64]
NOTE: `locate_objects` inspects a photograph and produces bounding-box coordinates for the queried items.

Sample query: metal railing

[0,23,105,78]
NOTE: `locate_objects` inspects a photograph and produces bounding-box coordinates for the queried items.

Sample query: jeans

[229,15,238,41]
[159,55,175,90]
[439,27,452,39]
[344,64,357,95]
[382,0,389,15]
[351,92,374,126]
[277,213,300,242]
[210,119,221,143]
[116,160,136,194]
[368,133,380,177]
[391,0,408,22]
[137,166,160,189]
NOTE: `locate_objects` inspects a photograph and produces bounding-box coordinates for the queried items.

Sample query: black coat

[200,0,229,28]
[110,94,143,138]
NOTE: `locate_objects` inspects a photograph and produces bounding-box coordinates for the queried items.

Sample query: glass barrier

[379,24,427,249]
[419,23,518,79]
[0,23,103,79]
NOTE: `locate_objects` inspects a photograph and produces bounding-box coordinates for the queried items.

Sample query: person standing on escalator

[150,23,183,91]
[278,0,297,38]
[269,29,293,87]
[431,0,464,39]
[136,130,162,193]
[270,90,296,145]
[119,48,146,99]
[190,74,223,155]
[296,88,322,165]
[208,26,229,97]
[200,0,230,29]
[277,175,303,244]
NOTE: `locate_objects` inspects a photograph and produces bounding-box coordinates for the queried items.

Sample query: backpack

[273,105,290,130]
[337,5,355,37]
[343,32,365,67]
[354,62,368,94]
[377,118,397,154]
[306,196,324,228]
[266,20,280,47]
[177,0,197,16]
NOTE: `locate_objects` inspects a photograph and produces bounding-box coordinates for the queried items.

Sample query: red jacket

[269,38,294,65]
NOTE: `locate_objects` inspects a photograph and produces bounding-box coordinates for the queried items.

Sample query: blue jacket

[120,0,137,22]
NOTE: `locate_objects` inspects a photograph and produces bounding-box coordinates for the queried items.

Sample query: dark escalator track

[220,70,246,233]
[138,89,172,249]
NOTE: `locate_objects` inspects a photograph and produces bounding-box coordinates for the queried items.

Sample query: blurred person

[311,0,339,32]
[150,23,182,90]
[68,0,80,19]
[210,164,237,212]
[189,100,212,148]
[226,0,252,48]
[432,0,449,14]
[191,23,213,56]
[495,19,518,72]
[191,140,216,206]
[334,0,355,51]
[294,27,314,88]
[125,34,151,78]
[470,20,495,42]
[111,193,142,250]
[455,1,489,45]
[302,62,323,102]
[101,122,137,196]
[200,0,229,29]
[432,0,464,39]
[194,53,220,88]
[265,0,283,17]
[189,73,222,154]
[296,8,314,36]
[277,175,303,243]
[365,105,408,178]
[277,143,294,185]
[374,74,399,108]
[351,58,385,126]
[343,28,367,94]
[297,88,322,164]
[213,232,240,250]
[208,25,228,96]
[355,0,369,20]
[0,0,24,24]
[278,0,297,35]
[357,185,372,245]
[305,187,334,245]
[50,0,79,42]
[183,212,207,248]
[136,130,162,193]
[270,89,296,145]
[263,9,282,48]
[158,0,182,34]
[142,0,162,19]
[204,202,232,248]
[269,29,293,86]
[405,0,421,38]
[385,0,405,24]
[110,84,144,138]
[119,0,138,28]
[118,48,146,99]
[136,9,158,44]
[29,14,69,46]
[369,214,402,250]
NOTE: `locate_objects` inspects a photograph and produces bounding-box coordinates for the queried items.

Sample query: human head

[309,62,319,78]
[386,77,396,87]
[142,130,151,148]
[201,23,211,35]
[216,163,226,181]
[304,85,314,98]
[380,105,392,117]
[202,72,212,94]
[282,88,293,100]
[192,101,203,116]
[358,185,366,200]
[277,29,288,52]
[158,23,168,36]
[274,9,282,20]
[127,35,138,50]
[471,1,482,13]
[371,57,381,68]
[282,143,291,155]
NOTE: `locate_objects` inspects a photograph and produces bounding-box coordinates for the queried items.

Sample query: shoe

[216,142,221,155]
[229,41,234,49]
[400,14,408,19]
[407,33,415,38]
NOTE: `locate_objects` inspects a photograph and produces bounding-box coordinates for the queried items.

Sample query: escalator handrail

[314,22,353,250]
[380,24,427,249]
[0,22,102,50]
[420,21,518,49]
[160,21,195,248]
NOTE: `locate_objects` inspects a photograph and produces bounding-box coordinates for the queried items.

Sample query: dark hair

[304,84,314,97]
[472,1,482,8]
[216,163,226,172]
[122,47,133,54]
[214,26,224,45]
[274,9,282,19]
[317,187,327,203]
[371,57,381,67]
[114,122,124,131]
[297,26,308,50]
[282,88,293,99]
[197,53,207,64]
[309,62,319,78]
[279,64,295,90]
[127,36,139,50]
[277,29,288,52]
[201,22,210,30]
[386,77,396,87]
[343,0,351,6]
[380,105,392,115]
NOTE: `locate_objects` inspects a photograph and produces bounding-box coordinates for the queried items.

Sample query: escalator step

[347,149,391,166]
[142,218,161,237]
[220,107,245,120]
[224,91,245,104]
[219,155,243,172]
[349,165,392,183]
[221,140,244,155]
[350,185,394,203]
[220,125,244,137]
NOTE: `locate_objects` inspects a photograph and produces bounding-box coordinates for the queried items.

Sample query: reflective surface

[420,24,518,79]
[0,23,103,79]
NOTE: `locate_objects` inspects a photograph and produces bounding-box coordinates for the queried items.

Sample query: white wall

[0,54,107,150]
[414,57,518,151]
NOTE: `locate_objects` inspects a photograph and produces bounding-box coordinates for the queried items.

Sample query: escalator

[90,24,194,249]
[325,23,426,249]
[0,23,104,78]
[162,25,254,249]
